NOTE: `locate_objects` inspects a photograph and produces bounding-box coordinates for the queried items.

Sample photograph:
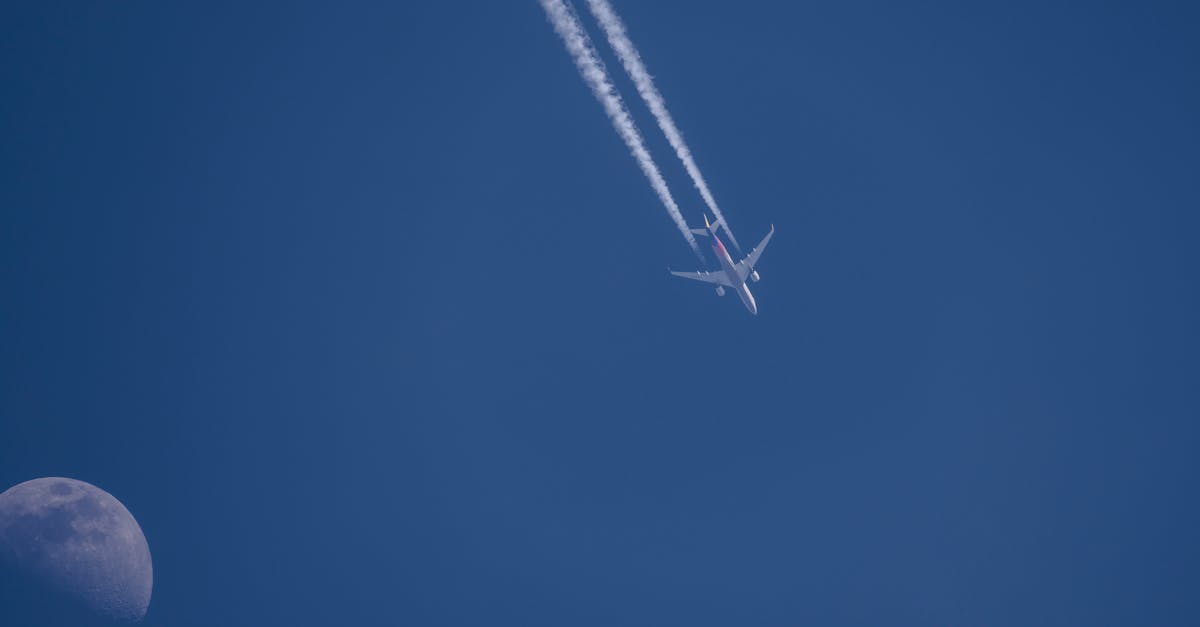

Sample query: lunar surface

[0,477,153,624]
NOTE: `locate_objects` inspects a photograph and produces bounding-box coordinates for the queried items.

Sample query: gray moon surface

[0,477,153,624]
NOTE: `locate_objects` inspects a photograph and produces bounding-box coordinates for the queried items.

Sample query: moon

[0,478,153,624]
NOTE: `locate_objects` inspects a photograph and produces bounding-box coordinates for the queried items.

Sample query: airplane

[670,215,774,315]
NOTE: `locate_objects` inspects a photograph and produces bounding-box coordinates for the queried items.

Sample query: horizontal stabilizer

[689,227,709,236]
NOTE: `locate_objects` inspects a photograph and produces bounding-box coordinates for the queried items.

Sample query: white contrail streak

[585,0,742,251]
[539,0,702,259]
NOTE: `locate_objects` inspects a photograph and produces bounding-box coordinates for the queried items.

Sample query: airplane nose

[744,290,758,315]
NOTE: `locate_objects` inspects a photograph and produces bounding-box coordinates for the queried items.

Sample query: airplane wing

[734,225,774,282]
[669,269,734,287]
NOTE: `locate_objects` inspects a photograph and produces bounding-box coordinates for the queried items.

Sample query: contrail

[539,0,702,259]
[585,0,742,252]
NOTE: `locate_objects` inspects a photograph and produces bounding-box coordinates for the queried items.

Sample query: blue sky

[2,1,1198,625]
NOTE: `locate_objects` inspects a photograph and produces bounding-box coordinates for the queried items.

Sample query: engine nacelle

[749,270,761,283]
[715,286,726,297]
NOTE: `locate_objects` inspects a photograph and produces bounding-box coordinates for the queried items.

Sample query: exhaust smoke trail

[539,0,702,259]
[585,0,742,252]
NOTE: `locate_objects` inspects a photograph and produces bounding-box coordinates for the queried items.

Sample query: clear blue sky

[2,1,1198,625]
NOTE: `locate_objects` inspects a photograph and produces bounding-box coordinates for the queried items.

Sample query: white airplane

[670,216,774,315]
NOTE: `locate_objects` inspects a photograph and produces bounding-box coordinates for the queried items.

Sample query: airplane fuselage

[709,226,757,315]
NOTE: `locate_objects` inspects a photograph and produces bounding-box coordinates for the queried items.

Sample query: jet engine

[749,270,761,283]
[715,286,726,297]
